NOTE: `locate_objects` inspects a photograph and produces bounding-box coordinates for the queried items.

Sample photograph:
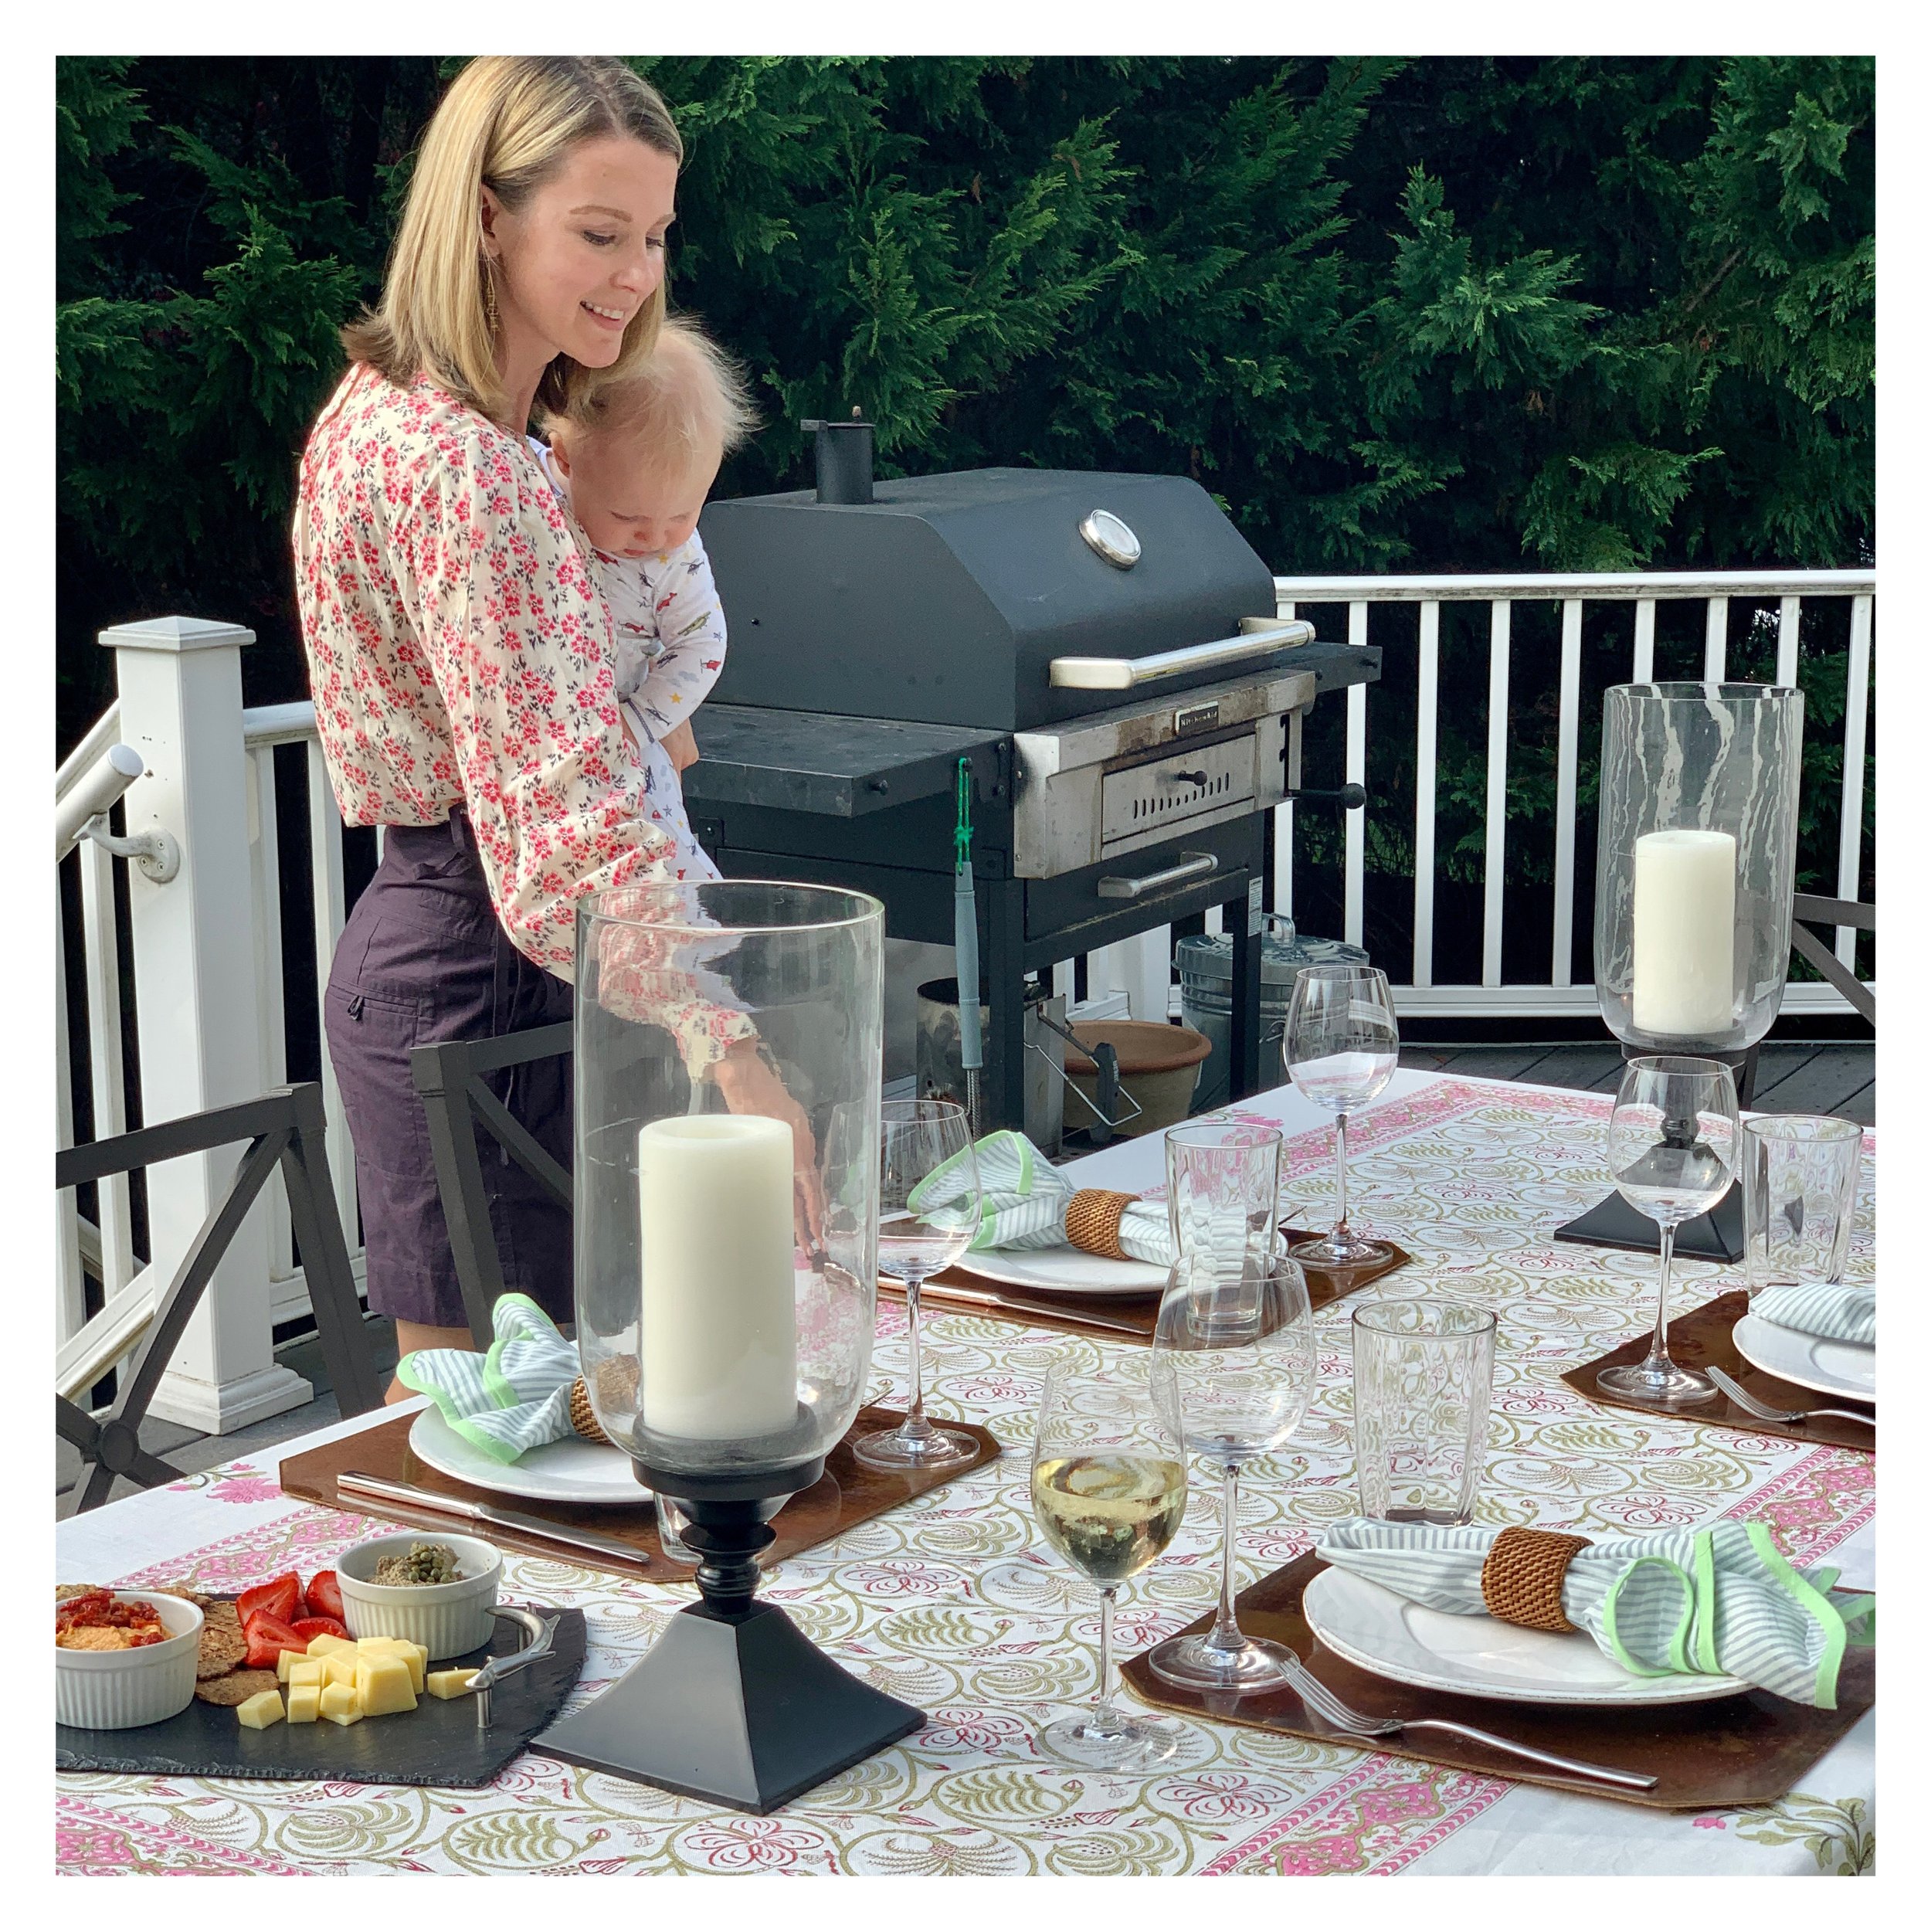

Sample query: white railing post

[103,616,313,1433]
[1481,602,1512,986]
[1836,596,1872,966]
[1411,602,1440,988]
[1551,599,1583,987]
[1343,603,1368,947]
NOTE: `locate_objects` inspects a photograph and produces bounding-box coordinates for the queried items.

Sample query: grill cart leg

[1225,884,1263,1103]
[983,878,1028,1132]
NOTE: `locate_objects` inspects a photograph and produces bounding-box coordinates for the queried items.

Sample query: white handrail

[55,743,144,861]
[1272,569,1874,601]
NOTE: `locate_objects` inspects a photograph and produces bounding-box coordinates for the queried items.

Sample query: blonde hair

[541,315,758,477]
[343,56,682,426]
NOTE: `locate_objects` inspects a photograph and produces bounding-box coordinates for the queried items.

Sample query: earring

[484,260,500,334]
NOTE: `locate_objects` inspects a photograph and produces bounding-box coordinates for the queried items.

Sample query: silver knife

[896,1281,1155,1336]
[335,1469,650,1568]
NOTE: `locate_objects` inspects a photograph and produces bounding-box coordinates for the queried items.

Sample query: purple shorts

[323,813,573,1331]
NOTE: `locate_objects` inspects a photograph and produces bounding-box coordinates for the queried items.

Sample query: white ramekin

[56,1590,204,1730]
[336,1531,503,1660]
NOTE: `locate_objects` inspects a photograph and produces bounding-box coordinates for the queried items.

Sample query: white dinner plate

[1732,1310,1876,1403]
[1301,1566,1748,1706]
[949,1247,1167,1298]
[407,1404,650,1508]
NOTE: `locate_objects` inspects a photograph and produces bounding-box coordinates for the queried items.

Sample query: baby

[532,318,757,881]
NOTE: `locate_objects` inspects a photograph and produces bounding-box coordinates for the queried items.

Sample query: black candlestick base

[538,1450,925,1814]
[1552,1180,1745,1264]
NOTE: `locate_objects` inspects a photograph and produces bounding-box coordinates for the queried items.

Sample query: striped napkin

[909,1129,1175,1265]
[394,1292,581,1463]
[1315,1517,1875,1708]
[1752,1280,1876,1346]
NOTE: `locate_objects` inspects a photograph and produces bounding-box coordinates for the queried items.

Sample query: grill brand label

[1173,701,1220,736]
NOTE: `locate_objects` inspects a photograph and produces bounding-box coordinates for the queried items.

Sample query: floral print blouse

[292,366,752,1066]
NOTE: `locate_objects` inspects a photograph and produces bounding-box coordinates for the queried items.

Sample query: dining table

[54,1068,1875,1876]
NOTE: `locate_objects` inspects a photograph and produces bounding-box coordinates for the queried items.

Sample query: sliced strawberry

[290,1615,348,1644]
[237,1571,302,1626]
[304,1570,344,1624]
[242,1608,306,1670]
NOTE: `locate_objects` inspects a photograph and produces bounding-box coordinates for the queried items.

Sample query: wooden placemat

[1564,1290,1876,1451]
[280,1405,1002,1577]
[907,1230,1411,1346]
[1120,1553,1875,1811]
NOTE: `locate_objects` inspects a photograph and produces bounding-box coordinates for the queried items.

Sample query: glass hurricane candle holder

[1593,683,1803,1057]
[545,880,922,1814]
[1559,683,1804,1264]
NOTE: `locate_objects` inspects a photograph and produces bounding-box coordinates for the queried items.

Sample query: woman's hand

[711,1037,828,1256]
[662,718,699,775]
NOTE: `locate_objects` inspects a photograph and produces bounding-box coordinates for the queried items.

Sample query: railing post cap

[98,615,256,654]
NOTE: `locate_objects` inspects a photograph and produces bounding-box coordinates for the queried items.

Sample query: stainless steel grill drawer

[1100,739,1256,849]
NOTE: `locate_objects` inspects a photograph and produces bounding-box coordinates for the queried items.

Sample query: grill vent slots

[1131,772,1232,822]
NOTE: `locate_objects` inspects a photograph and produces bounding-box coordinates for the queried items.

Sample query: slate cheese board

[56,1603,585,1788]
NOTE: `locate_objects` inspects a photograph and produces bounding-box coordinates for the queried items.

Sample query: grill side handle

[1049,617,1314,691]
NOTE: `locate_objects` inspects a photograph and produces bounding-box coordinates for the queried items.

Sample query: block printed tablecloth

[55,1076,1875,1876]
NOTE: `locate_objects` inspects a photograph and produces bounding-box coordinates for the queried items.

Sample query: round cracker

[195,1665,280,1707]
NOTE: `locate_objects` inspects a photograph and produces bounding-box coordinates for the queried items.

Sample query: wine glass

[1030,1354,1188,1770]
[854,1098,982,1469]
[1597,1055,1739,1408]
[1284,964,1400,1267]
[1145,1255,1315,1693]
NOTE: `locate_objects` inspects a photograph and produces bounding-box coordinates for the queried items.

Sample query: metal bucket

[916,980,1067,1156]
[1177,918,1369,1110]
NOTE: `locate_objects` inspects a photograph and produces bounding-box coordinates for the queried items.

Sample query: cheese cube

[276,1648,298,1683]
[304,1633,355,1659]
[356,1636,428,1693]
[318,1680,362,1726]
[355,1650,418,1716]
[287,1683,321,1724]
[322,1651,359,1690]
[287,1657,325,1689]
[237,1689,284,1730]
[426,1669,478,1700]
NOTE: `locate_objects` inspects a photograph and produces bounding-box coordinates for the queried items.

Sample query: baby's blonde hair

[541,316,758,477]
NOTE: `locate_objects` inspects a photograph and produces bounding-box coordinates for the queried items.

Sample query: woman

[294,56,804,1386]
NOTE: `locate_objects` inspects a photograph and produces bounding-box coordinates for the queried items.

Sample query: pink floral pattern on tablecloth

[57,1080,1875,1876]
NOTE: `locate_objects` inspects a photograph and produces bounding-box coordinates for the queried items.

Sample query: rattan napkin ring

[1479,1525,1592,1633]
[568,1377,611,1445]
[1064,1189,1141,1261]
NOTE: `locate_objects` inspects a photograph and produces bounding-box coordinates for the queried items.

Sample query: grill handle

[1096,851,1219,900]
[1050,616,1314,690]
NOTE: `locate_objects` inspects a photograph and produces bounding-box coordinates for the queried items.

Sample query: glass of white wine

[1030,1354,1189,1771]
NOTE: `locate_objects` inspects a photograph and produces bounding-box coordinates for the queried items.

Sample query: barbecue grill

[684,417,1382,1133]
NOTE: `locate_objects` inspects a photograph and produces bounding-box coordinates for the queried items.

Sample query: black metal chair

[56,1081,383,1513]
[411,1022,573,1346]
[1790,894,1876,1024]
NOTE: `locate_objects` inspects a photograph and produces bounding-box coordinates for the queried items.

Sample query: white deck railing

[1271,570,1875,1017]
[56,578,1874,1424]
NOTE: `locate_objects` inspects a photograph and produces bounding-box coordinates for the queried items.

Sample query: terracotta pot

[1064,1020,1213,1139]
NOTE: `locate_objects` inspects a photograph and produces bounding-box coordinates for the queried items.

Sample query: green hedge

[56,56,1872,966]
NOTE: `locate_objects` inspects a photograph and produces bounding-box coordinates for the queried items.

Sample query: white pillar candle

[638,1115,799,1441]
[1631,828,1736,1037]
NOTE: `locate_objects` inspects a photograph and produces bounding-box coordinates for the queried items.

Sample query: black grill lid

[700,467,1281,732]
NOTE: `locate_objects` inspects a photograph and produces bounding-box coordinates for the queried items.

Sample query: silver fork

[1709,1364,1875,1429]
[1277,1650,1658,1791]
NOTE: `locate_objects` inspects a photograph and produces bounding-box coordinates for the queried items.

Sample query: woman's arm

[403,423,753,1068]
